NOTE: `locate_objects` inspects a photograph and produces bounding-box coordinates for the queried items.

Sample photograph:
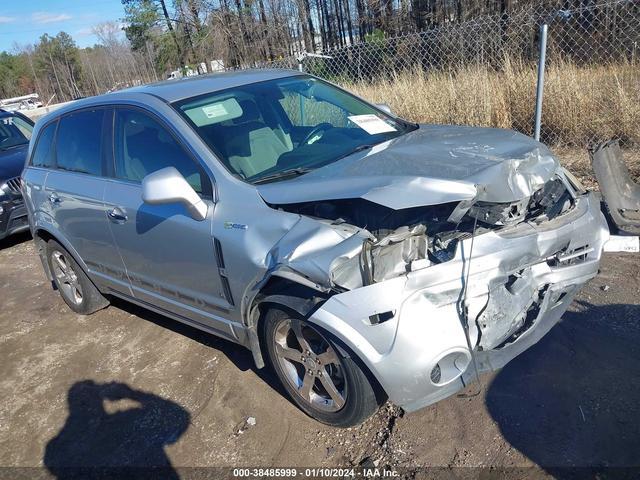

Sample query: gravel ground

[0,231,638,478]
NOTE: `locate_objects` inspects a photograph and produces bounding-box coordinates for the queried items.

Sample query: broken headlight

[467,198,529,226]
[465,178,574,227]
[527,178,574,221]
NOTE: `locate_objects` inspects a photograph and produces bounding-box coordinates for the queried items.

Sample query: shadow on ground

[109,297,288,400]
[487,302,640,474]
[44,381,190,479]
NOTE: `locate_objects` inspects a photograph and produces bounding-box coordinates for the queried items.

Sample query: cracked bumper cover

[306,192,609,412]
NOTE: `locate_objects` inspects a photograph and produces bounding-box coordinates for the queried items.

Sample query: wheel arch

[33,227,91,283]
[253,277,388,406]
[244,275,330,368]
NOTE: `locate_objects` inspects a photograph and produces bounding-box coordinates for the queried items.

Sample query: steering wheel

[301,123,332,145]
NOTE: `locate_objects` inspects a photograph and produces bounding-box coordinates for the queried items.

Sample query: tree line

[0,24,157,104]
[0,0,623,103]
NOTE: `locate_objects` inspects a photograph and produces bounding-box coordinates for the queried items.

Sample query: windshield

[174,75,416,184]
[0,115,33,151]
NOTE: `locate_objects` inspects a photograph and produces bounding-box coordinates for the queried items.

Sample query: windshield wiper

[332,143,376,163]
[252,167,312,185]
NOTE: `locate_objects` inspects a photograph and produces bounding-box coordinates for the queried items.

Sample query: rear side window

[114,108,206,194]
[30,121,57,168]
[56,109,106,176]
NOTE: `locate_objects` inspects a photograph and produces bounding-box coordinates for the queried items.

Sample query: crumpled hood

[258,125,560,209]
[0,144,28,182]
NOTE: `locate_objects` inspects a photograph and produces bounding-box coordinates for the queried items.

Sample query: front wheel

[262,307,382,427]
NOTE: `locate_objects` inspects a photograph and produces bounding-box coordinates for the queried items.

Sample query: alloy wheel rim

[51,251,83,306]
[273,317,346,412]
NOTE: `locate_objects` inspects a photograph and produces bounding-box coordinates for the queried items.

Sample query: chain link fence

[256,0,640,159]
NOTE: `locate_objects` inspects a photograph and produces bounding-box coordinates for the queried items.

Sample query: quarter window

[114,109,205,194]
[30,121,57,168]
[56,109,106,176]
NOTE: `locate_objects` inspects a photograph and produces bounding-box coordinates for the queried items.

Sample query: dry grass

[343,59,640,148]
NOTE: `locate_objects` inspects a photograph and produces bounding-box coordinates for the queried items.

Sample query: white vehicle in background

[210,59,225,73]
[0,94,43,112]
[167,67,198,80]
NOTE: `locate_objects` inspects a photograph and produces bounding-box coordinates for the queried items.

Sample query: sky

[0,0,127,52]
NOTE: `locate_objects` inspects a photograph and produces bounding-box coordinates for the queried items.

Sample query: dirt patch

[0,232,638,476]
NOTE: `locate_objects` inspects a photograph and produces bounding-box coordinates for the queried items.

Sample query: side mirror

[375,103,393,115]
[141,167,208,221]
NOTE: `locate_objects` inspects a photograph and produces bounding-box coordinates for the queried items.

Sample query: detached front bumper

[0,197,28,240]
[308,192,609,412]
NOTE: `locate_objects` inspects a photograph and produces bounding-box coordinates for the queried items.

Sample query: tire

[262,307,382,427]
[46,240,109,315]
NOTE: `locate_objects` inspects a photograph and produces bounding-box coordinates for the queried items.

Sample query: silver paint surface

[258,124,558,207]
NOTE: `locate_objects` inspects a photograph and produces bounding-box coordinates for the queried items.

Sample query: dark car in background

[0,109,34,240]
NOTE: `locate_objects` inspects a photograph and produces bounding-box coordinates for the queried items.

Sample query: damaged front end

[267,171,582,295]
[251,135,608,412]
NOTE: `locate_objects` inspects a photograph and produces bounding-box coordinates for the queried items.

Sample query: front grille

[4,177,22,195]
[8,214,28,231]
[547,244,593,267]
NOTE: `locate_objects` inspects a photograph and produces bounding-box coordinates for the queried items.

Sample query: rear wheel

[263,307,381,427]
[46,240,109,315]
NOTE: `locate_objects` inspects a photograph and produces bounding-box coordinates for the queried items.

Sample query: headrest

[236,99,261,123]
[123,113,155,136]
[123,113,171,143]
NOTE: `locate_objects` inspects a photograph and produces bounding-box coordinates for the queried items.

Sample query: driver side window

[114,108,207,194]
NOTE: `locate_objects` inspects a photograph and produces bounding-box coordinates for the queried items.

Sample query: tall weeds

[343,60,640,147]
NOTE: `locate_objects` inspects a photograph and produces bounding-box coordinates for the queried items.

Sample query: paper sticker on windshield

[184,97,242,127]
[202,103,228,119]
[348,114,396,135]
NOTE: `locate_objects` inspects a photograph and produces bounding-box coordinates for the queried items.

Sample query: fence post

[534,24,548,142]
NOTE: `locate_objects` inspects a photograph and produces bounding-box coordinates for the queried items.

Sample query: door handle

[48,193,61,204]
[107,207,128,223]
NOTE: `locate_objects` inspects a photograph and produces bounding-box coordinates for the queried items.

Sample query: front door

[103,107,234,338]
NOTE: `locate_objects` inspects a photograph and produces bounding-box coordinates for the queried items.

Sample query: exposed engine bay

[269,173,578,292]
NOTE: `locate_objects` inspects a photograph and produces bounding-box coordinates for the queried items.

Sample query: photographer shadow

[486,301,640,474]
[44,380,190,480]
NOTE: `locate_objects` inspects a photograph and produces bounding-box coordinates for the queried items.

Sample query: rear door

[22,119,58,221]
[103,106,234,338]
[43,107,130,293]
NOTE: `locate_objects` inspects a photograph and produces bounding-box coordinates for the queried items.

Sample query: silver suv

[23,70,608,426]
